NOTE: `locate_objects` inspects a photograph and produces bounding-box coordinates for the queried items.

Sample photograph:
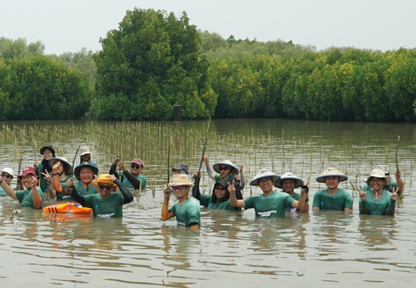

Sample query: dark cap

[40,144,56,157]
[172,162,189,174]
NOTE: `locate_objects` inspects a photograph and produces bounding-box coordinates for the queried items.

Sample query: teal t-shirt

[15,187,44,208]
[199,193,240,211]
[244,191,295,218]
[312,188,353,211]
[121,173,147,190]
[169,196,201,227]
[0,185,17,196]
[74,181,97,196]
[54,174,74,201]
[281,191,300,212]
[84,192,125,218]
[359,190,395,215]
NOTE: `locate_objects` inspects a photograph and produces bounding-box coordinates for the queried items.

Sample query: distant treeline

[1,8,416,122]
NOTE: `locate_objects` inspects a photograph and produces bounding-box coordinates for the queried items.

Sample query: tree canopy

[92,8,216,120]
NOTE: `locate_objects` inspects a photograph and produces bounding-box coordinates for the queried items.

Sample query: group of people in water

[0,144,405,226]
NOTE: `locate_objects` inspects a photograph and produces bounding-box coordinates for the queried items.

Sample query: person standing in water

[109,156,147,190]
[34,144,55,193]
[312,167,353,213]
[274,172,309,212]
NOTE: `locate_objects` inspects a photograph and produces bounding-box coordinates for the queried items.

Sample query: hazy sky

[1,0,415,55]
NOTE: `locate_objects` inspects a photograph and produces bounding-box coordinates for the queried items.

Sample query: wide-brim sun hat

[168,174,194,188]
[213,160,239,174]
[2,167,14,178]
[366,168,391,186]
[74,161,99,178]
[80,146,91,156]
[40,144,56,157]
[92,174,117,187]
[274,172,303,188]
[316,167,348,183]
[249,168,281,186]
[49,157,73,175]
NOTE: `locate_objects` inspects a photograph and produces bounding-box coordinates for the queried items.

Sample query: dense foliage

[1,9,416,122]
[0,56,92,120]
[92,8,216,120]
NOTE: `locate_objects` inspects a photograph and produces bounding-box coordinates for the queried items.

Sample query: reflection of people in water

[358,216,397,248]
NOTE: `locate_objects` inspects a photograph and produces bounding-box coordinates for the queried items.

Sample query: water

[1,119,416,287]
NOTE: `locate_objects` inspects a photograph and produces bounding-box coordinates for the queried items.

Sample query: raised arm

[70,185,86,206]
[203,154,216,180]
[112,176,133,204]
[0,177,17,199]
[228,180,245,207]
[161,188,175,221]
[191,172,201,201]
[395,169,404,196]
[31,176,42,209]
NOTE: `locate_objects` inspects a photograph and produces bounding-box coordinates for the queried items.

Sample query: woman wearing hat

[109,156,147,190]
[362,165,404,198]
[69,174,133,218]
[359,168,397,215]
[79,146,92,164]
[0,168,16,196]
[230,168,308,218]
[312,167,353,212]
[48,157,74,201]
[67,161,99,196]
[161,174,200,228]
[274,172,309,212]
[203,155,246,188]
[34,144,55,193]
[0,167,43,208]
[192,172,243,211]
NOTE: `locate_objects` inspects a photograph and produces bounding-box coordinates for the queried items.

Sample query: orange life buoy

[43,202,92,214]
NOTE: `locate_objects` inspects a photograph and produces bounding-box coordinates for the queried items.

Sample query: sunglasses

[172,186,186,191]
[1,173,11,178]
[131,164,142,169]
[214,186,227,191]
[99,184,113,190]
[219,166,229,171]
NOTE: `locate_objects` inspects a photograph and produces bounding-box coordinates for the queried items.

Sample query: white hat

[1,167,14,178]
[316,167,348,183]
[366,168,391,186]
[49,157,73,175]
[213,160,239,175]
[80,146,91,156]
[274,172,303,188]
[249,168,280,186]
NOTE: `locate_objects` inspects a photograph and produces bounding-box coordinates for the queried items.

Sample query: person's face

[43,149,53,160]
[174,169,182,174]
[130,163,143,174]
[218,165,230,177]
[81,154,90,162]
[214,184,227,199]
[80,167,94,183]
[258,177,273,192]
[22,174,34,189]
[282,179,296,193]
[369,177,385,192]
[324,176,340,189]
[172,185,190,199]
[1,172,12,184]
[97,182,113,198]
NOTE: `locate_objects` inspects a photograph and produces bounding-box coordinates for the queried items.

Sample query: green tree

[0,37,44,59]
[93,8,215,120]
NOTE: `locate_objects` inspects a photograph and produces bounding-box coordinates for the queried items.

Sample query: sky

[1,0,416,55]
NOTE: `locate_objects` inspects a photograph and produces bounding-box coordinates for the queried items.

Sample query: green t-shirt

[244,191,295,218]
[84,192,125,218]
[169,196,200,227]
[281,191,300,212]
[37,162,50,192]
[0,185,17,196]
[74,181,97,196]
[199,193,240,211]
[15,187,44,208]
[54,174,73,201]
[121,173,147,190]
[359,190,395,215]
[312,188,353,211]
